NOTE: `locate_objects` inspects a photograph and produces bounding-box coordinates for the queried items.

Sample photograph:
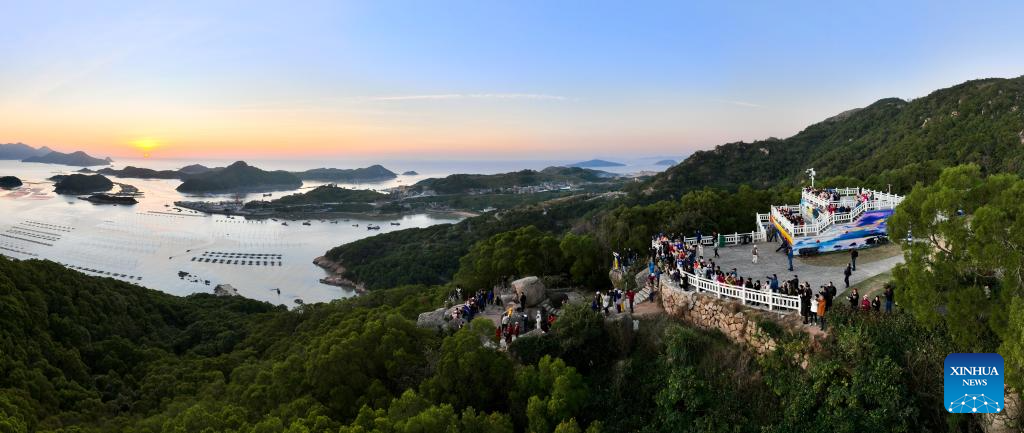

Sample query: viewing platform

[762,187,903,256]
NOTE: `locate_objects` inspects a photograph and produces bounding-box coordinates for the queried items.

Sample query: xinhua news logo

[944,353,1004,414]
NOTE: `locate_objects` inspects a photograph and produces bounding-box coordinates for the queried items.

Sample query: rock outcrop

[417,307,449,332]
[511,276,546,307]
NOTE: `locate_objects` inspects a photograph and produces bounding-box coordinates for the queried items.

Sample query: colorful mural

[791,209,893,256]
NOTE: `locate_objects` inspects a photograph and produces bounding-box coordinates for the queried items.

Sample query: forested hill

[641,75,1024,199]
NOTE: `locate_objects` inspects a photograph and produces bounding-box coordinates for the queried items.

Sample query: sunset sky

[2,0,1023,160]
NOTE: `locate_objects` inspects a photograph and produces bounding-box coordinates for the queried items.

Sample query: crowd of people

[775,206,805,226]
[589,288,638,316]
[647,231,896,331]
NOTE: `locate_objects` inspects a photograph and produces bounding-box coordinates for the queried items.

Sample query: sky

[1,0,1023,160]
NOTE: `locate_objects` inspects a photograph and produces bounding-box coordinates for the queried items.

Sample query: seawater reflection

[0,161,462,306]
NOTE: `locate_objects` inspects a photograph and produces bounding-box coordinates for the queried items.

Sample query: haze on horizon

[2,0,1023,161]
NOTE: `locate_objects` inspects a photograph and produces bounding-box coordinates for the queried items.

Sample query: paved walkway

[700,241,902,297]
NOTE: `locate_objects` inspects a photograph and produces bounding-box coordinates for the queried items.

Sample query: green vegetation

[412,166,616,195]
[889,164,1024,388]
[176,161,303,193]
[639,76,1024,200]
[0,256,976,432]
[243,185,387,211]
[325,195,612,290]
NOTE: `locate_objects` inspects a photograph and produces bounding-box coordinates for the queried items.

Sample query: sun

[131,138,161,158]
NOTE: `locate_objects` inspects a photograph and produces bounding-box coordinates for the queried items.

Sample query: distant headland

[567,159,625,168]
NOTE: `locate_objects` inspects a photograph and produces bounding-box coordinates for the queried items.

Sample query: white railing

[671,271,801,312]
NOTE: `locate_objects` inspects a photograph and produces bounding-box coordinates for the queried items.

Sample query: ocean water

[0,157,671,305]
[0,160,460,306]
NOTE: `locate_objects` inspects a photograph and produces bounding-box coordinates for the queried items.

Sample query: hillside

[295,164,397,182]
[412,166,615,195]
[0,176,22,188]
[176,161,303,193]
[94,166,184,179]
[23,150,112,166]
[53,173,114,194]
[641,76,1024,199]
[0,143,51,160]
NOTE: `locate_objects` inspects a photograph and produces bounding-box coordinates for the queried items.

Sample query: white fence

[772,189,904,240]
[670,271,802,312]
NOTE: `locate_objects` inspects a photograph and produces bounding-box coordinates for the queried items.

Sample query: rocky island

[176,161,303,193]
[80,193,138,205]
[0,176,22,188]
[53,174,114,194]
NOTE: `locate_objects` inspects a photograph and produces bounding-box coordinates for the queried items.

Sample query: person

[801,288,812,324]
[844,264,852,288]
[860,295,871,312]
[769,274,779,293]
[848,288,860,310]
[776,238,788,253]
[850,248,859,271]
[786,245,794,271]
[626,288,636,313]
[751,245,759,264]
[602,291,611,316]
[817,290,828,331]
[884,285,894,313]
[872,296,881,312]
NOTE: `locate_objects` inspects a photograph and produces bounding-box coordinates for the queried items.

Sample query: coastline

[313,255,366,293]
[174,200,479,220]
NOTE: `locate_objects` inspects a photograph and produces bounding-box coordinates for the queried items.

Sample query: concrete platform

[698,240,902,297]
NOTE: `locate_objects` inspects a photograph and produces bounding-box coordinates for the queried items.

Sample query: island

[0,143,52,160]
[178,164,213,175]
[654,159,676,166]
[79,193,138,205]
[294,165,397,182]
[567,158,625,168]
[401,170,418,176]
[410,166,614,195]
[0,176,22,188]
[53,174,114,194]
[94,166,185,179]
[23,150,112,166]
[176,161,303,193]
[240,185,387,214]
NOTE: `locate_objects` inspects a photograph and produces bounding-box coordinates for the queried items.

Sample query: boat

[302,221,311,226]
[390,222,401,226]
[282,222,288,226]
[352,224,359,227]
[367,224,381,230]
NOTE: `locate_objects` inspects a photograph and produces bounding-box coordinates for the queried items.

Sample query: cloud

[713,99,762,108]
[363,93,569,102]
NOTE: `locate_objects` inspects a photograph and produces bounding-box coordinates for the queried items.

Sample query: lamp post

[805,168,816,187]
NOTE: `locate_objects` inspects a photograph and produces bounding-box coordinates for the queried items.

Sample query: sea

[0,156,673,306]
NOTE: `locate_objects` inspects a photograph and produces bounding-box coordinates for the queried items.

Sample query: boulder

[511,276,546,307]
[417,307,449,331]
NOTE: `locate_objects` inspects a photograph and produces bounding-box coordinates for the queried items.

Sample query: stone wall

[659,279,810,358]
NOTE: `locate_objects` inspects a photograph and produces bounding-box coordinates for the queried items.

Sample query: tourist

[860,295,871,312]
[751,244,759,264]
[786,245,794,271]
[843,264,852,288]
[626,288,636,313]
[850,248,859,271]
[817,290,828,331]
[884,285,894,313]
[871,296,881,312]
[848,288,860,309]
[801,288,812,324]
[603,291,612,316]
